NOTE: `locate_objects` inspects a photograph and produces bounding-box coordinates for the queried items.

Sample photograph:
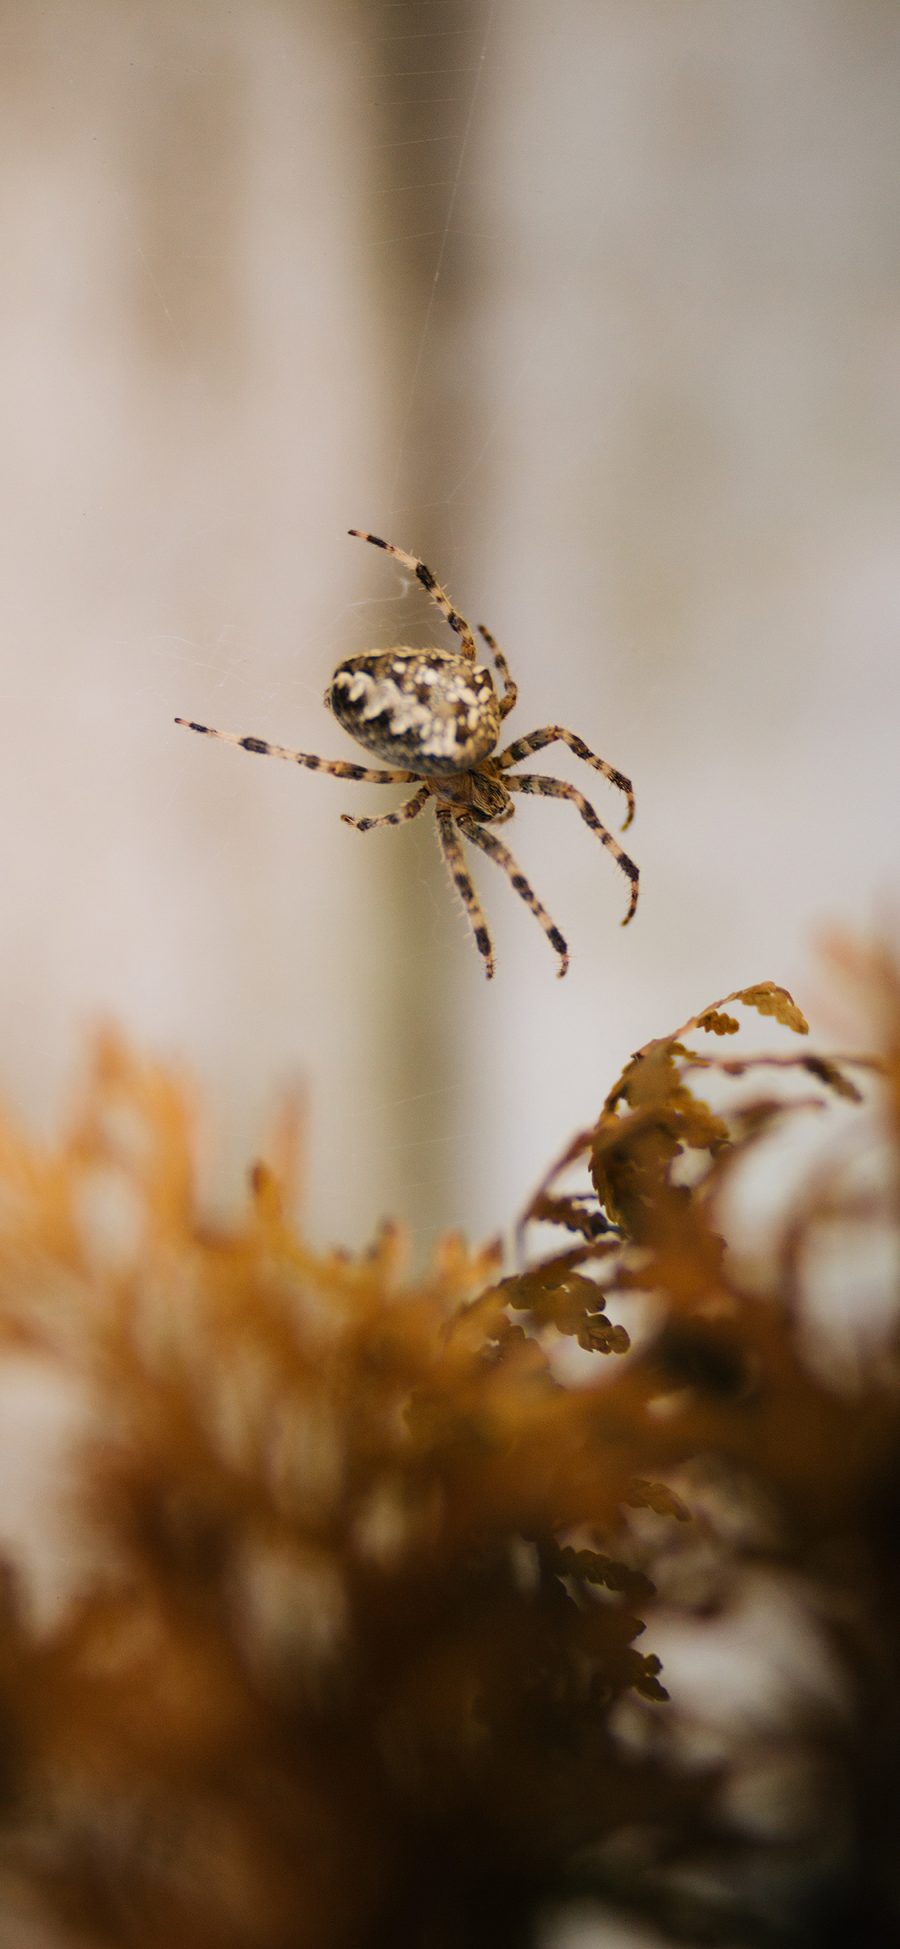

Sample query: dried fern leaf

[626,1478,691,1521]
[732,982,809,1035]
[696,1009,741,1036]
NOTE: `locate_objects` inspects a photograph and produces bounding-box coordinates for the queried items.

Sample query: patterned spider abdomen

[326,648,501,772]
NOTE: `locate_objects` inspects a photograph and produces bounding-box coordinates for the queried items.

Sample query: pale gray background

[2,0,899,1258]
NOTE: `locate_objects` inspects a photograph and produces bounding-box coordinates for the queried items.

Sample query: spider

[175,531,639,978]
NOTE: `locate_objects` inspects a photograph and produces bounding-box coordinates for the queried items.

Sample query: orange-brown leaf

[734,982,809,1035]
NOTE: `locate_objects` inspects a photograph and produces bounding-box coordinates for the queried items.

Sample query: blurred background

[2,0,899,1251]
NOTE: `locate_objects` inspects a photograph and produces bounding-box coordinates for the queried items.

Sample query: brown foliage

[0,951,897,1946]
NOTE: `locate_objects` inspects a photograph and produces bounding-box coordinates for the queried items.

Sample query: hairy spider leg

[497,726,635,831]
[348,530,477,660]
[458,816,569,976]
[341,785,432,833]
[435,807,495,977]
[506,773,640,925]
[476,623,517,719]
[174,719,417,785]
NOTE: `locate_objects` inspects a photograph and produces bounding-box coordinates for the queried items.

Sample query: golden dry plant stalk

[0,951,897,1946]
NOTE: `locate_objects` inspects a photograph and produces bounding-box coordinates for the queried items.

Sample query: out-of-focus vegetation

[0,946,897,1946]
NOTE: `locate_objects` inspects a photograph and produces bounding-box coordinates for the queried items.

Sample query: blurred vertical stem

[361,0,486,1245]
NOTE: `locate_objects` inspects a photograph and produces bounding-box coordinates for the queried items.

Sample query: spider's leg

[496,726,635,831]
[348,530,477,660]
[435,807,495,978]
[506,772,639,925]
[458,816,568,976]
[476,624,517,719]
[341,785,431,833]
[174,720,416,785]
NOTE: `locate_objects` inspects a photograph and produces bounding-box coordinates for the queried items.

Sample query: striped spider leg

[476,623,517,720]
[456,815,569,975]
[497,726,635,830]
[340,785,432,834]
[347,529,478,658]
[173,720,419,790]
[435,807,495,978]
[504,773,639,925]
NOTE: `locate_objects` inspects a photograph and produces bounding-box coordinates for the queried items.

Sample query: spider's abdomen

[326,648,501,772]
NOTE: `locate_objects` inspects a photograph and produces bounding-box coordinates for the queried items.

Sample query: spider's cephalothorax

[175,529,640,979]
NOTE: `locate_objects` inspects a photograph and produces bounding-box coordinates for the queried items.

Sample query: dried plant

[0,948,897,1946]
